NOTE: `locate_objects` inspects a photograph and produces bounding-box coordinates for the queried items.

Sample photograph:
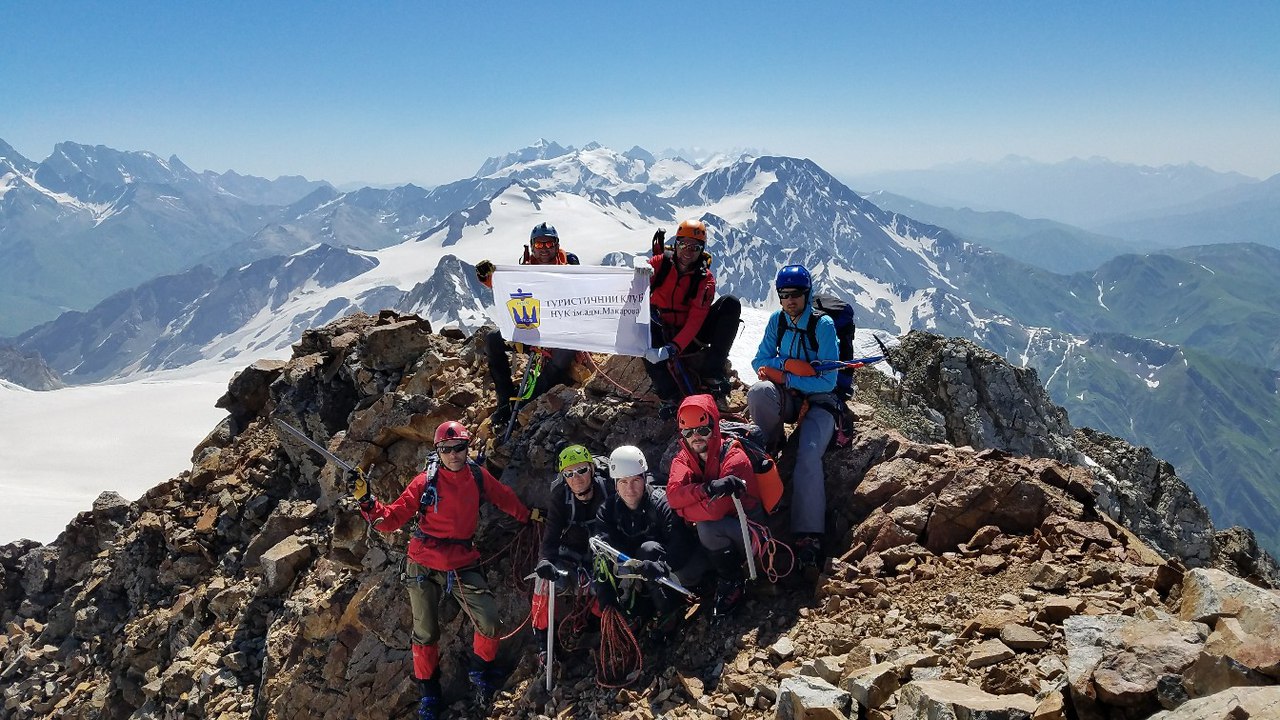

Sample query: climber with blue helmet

[475,222,582,426]
[748,263,840,573]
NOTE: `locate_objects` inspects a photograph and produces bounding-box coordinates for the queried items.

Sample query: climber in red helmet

[351,420,532,719]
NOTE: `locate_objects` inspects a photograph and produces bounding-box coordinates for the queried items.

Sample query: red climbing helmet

[677,401,712,430]
[434,421,471,445]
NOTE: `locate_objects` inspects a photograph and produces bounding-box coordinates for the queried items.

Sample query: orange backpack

[719,422,784,514]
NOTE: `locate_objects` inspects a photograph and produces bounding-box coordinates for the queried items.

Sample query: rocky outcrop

[878,330,1278,586]
[0,342,63,390]
[3,322,1278,720]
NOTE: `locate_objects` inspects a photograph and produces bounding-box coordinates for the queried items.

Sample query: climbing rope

[596,606,642,688]
[749,520,795,583]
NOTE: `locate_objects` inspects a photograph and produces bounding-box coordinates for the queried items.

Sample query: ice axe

[732,497,757,581]
[526,567,570,692]
[782,355,885,377]
[273,417,370,496]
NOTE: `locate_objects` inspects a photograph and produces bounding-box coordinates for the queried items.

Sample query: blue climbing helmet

[530,222,559,242]
[775,264,812,292]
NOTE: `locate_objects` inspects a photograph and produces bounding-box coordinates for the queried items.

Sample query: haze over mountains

[3,137,1279,556]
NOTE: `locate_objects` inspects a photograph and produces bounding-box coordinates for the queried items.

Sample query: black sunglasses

[562,465,592,479]
[676,240,704,252]
[679,425,713,439]
[777,290,805,300]
[438,442,470,454]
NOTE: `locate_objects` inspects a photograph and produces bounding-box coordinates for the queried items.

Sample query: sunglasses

[531,239,557,249]
[679,425,713,439]
[777,290,805,300]
[676,240,704,252]
[562,465,592,479]
[438,442,470,454]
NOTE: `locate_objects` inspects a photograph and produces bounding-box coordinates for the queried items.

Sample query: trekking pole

[588,536,695,598]
[668,354,696,397]
[731,497,757,581]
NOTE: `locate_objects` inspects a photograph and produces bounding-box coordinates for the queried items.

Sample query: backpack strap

[774,312,820,357]
[804,312,820,354]
[652,251,675,290]
[652,250,709,305]
[414,455,484,523]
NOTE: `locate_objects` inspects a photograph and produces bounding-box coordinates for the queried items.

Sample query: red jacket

[646,254,715,352]
[362,463,530,570]
[666,395,761,523]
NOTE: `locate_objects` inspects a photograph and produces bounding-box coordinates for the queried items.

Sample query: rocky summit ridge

[2,313,1279,720]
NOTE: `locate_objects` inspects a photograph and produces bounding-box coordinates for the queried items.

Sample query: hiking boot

[712,577,746,618]
[416,696,438,720]
[417,679,440,720]
[795,536,823,572]
[703,376,731,398]
[468,669,500,705]
[490,402,513,427]
[658,401,678,420]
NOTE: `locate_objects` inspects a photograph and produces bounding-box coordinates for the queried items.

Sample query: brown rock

[966,639,1015,668]
[838,661,899,709]
[896,680,1036,720]
[999,624,1049,651]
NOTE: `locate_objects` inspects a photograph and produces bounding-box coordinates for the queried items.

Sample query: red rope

[596,606,642,688]
[749,520,795,583]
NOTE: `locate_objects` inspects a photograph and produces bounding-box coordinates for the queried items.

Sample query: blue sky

[3,1,1278,186]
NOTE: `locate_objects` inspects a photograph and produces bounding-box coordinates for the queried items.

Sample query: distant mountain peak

[475,140,574,177]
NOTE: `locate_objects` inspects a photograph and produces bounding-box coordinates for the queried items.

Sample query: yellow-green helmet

[558,444,593,472]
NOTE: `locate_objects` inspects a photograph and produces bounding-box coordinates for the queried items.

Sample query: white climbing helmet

[608,446,648,479]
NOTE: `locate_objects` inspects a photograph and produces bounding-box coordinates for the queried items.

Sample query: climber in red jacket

[353,420,531,719]
[664,393,761,617]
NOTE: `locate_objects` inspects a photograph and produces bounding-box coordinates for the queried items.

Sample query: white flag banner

[488,265,651,356]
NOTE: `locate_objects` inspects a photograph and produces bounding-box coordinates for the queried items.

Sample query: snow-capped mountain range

[7,139,1280,556]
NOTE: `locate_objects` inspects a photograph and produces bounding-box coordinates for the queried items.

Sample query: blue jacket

[751,293,838,396]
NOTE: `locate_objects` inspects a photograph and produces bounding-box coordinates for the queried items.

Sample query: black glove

[651,229,666,255]
[706,476,746,499]
[595,584,619,610]
[475,259,495,282]
[535,559,560,580]
[639,559,669,581]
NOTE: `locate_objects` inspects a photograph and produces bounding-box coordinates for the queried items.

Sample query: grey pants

[746,381,836,535]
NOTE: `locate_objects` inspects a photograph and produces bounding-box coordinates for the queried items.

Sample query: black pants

[644,295,741,402]
[485,330,576,406]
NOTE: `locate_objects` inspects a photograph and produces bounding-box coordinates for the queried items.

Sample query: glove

[475,259,495,282]
[596,585,619,610]
[643,343,677,364]
[348,467,371,503]
[706,476,746,499]
[535,559,560,580]
[757,366,786,384]
[651,228,666,255]
[529,508,546,524]
[632,255,654,275]
[639,559,669,581]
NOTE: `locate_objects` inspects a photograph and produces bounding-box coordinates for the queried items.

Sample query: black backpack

[775,294,857,399]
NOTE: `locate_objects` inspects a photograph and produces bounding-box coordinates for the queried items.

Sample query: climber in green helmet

[529,444,613,664]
